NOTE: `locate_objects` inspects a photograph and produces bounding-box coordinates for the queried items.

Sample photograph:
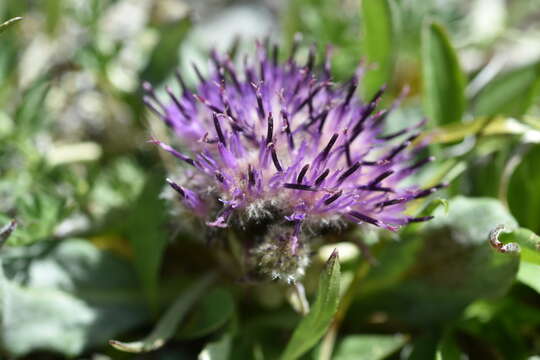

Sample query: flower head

[145,42,441,281]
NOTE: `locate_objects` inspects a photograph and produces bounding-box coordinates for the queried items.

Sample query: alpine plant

[144,42,442,283]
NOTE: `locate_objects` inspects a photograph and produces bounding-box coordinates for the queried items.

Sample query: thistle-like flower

[144,42,441,282]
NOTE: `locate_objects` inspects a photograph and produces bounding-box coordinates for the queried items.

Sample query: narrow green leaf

[435,334,462,360]
[0,17,22,34]
[474,61,540,117]
[421,21,466,126]
[110,274,215,353]
[508,145,540,233]
[419,116,540,145]
[46,0,62,35]
[361,0,395,98]
[281,251,341,360]
[334,334,406,360]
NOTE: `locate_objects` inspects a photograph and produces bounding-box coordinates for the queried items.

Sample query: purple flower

[145,42,441,280]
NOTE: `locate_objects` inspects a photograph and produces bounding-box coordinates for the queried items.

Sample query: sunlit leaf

[361,0,395,98]
[198,333,232,360]
[334,334,406,360]
[0,239,148,357]
[508,145,540,233]
[435,333,462,360]
[0,17,22,34]
[517,261,540,293]
[474,61,540,117]
[421,21,466,126]
[281,251,341,360]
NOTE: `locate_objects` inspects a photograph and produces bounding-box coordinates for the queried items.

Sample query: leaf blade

[421,21,466,126]
[110,273,215,353]
[281,251,341,360]
[361,0,395,98]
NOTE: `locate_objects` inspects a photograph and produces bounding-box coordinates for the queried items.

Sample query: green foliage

[508,145,540,233]
[141,16,192,85]
[474,61,540,117]
[421,21,466,126]
[0,239,148,357]
[361,0,395,98]
[0,17,22,34]
[110,274,215,353]
[350,197,520,327]
[281,251,341,360]
[1,0,540,358]
[125,174,168,308]
[333,334,406,360]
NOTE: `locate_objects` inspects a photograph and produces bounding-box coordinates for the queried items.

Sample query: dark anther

[413,183,446,199]
[320,133,339,160]
[349,211,380,227]
[297,164,310,183]
[369,170,394,186]
[192,62,206,84]
[284,183,316,191]
[256,90,265,120]
[375,198,406,208]
[282,111,295,149]
[166,179,185,198]
[314,168,330,186]
[407,216,434,223]
[215,172,225,183]
[213,113,227,146]
[248,165,256,186]
[266,112,274,144]
[324,190,343,205]
[337,161,361,183]
[271,145,283,172]
[343,77,358,107]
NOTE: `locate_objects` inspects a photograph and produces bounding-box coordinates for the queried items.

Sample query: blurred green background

[1,0,540,359]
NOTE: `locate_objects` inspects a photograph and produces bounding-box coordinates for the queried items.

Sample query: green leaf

[492,226,540,265]
[125,174,168,308]
[419,116,540,145]
[349,197,520,327]
[361,0,395,98]
[0,239,148,357]
[141,16,192,85]
[421,21,466,126]
[198,333,232,360]
[281,251,341,360]
[110,273,215,353]
[333,334,406,360]
[177,287,235,339]
[0,17,22,34]
[474,61,540,117]
[517,261,540,293]
[46,0,62,35]
[435,333,462,360]
[508,145,540,234]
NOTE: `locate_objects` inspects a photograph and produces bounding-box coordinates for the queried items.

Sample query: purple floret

[145,42,441,239]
